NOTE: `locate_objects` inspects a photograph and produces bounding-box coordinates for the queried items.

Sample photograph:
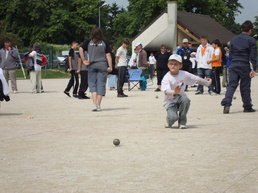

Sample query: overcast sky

[104,0,257,24]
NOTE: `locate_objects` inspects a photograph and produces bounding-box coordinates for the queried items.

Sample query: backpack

[26,58,34,71]
[36,53,47,66]
[23,51,34,70]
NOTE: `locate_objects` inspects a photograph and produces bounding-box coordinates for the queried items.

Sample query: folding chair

[128,69,142,91]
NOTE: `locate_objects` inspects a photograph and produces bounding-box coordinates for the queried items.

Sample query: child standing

[207,39,222,95]
[161,54,212,129]
[64,41,80,98]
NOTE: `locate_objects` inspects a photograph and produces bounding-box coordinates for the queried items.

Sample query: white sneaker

[179,125,187,129]
[96,105,101,111]
[92,105,97,111]
[13,90,18,94]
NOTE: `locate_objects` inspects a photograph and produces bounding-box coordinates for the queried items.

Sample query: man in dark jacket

[221,20,257,113]
[0,40,19,93]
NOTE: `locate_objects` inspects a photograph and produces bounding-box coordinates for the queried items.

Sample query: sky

[104,0,257,24]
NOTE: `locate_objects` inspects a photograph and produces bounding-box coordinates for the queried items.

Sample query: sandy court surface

[0,76,258,193]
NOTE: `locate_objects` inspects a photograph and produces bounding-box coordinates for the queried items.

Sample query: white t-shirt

[116,46,127,67]
[148,56,156,65]
[30,51,41,71]
[196,44,214,69]
[128,53,137,67]
[213,48,220,56]
[161,70,210,109]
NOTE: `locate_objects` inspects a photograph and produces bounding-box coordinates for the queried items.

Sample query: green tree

[0,0,99,45]
[253,15,258,36]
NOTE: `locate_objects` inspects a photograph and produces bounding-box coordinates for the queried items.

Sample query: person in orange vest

[207,39,222,95]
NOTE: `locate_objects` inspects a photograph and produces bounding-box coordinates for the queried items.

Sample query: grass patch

[16,68,70,79]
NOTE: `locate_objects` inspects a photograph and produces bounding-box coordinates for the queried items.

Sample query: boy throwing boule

[161,54,212,129]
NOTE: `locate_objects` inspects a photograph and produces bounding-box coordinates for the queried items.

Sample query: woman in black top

[154,45,171,92]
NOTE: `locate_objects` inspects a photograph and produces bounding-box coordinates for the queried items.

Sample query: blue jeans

[166,96,190,126]
[197,68,212,93]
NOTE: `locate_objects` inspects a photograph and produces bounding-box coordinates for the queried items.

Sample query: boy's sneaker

[73,94,78,98]
[165,123,172,128]
[243,108,256,113]
[195,91,203,95]
[179,125,187,129]
[64,91,71,97]
[223,106,230,114]
[155,88,161,92]
[92,105,98,112]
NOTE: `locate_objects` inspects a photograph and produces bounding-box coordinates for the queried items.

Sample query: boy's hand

[250,70,255,78]
[205,78,212,85]
[174,85,181,95]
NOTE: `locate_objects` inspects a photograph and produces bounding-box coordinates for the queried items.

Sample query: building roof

[133,10,235,45]
[177,11,235,45]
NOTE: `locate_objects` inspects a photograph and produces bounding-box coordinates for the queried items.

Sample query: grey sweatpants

[88,67,107,96]
[166,96,190,126]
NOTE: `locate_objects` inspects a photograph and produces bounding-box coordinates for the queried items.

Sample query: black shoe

[4,95,10,102]
[117,94,125,97]
[195,91,203,95]
[223,106,230,114]
[122,93,128,97]
[243,108,256,113]
[78,95,90,99]
[64,91,71,97]
[155,88,161,92]
[73,94,78,98]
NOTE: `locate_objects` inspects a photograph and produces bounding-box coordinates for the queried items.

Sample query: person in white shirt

[195,36,214,95]
[128,48,138,68]
[161,54,211,129]
[148,52,156,80]
[116,39,130,97]
[28,43,42,93]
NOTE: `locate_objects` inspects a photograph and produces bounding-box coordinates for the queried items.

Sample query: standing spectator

[135,43,147,68]
[221,20,257,114]
[189,52,197,75]
[64,41,80,98]
[207,39,222,95]
[154,45,171,92]
[176,38,193,91]
[128,48,138,69]
[78,45,90,100]
[108,46,118,91]
[195,36,214,95]
[148,52,156,80]
[79,27,112,111]
[28,43,42,93]
[0,40,19,93]
[116,39,130,97]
